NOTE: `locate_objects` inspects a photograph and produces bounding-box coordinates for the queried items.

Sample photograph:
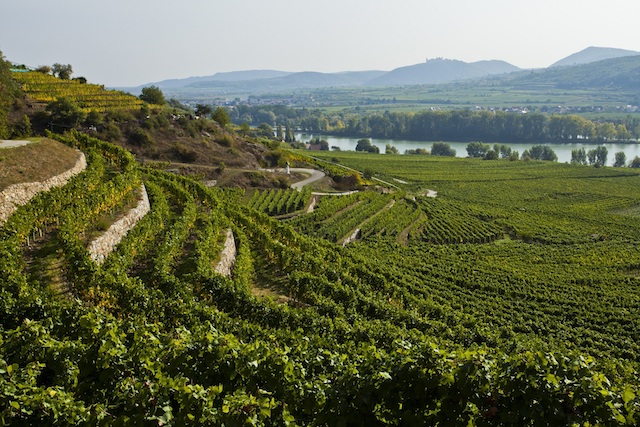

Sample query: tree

[571,148,588,165]
[52,63,73,80]
[195,104,213,118]
[276,124,284,141]
[46,97,87,129]
[0,50,21,138]
[385,144,399,154]
[85,110,104,127]
[212,107,231,128]
[616,124,632,141]
[528,145,557,161]
[494,144,512,159]
[614,151,627,167]
[35,65,52,74]
[595,122,616,141]
[257,123,274,138]
[356,139,373,152]
[483,149,499,160]
[11,114,32,138]
[466,141,490,158]
[284,123,295,142]
[139,86,165,105]
[588,146,608,167]
[239,122,250,136]
[431,142,456,157]
[630,156,640,168]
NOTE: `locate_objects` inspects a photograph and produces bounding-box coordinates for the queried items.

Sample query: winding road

[290,168,326,190]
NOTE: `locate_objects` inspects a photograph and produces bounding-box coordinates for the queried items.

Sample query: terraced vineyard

[1,135,640,425]
[11,71,144,111]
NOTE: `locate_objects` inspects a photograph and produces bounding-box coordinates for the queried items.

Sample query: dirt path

[290,168,326,190]
[0,140,32,149]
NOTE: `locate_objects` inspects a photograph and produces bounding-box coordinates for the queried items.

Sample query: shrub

[129,128,153,146]
[173,143,198,162]
[217,134,234,147]
[99,122,122,141]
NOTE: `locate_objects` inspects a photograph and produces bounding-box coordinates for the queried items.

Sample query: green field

[2,134,640,425]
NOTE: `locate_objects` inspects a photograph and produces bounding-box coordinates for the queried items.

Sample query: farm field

[1,133,640,425]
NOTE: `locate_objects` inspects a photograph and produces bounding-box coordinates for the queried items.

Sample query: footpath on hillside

[0,140,32,149]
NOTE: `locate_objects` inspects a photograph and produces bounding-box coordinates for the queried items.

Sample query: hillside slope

[369,58,520,86]
[511,54,640,89]
[0,133,638,425]
[550,46,639,67]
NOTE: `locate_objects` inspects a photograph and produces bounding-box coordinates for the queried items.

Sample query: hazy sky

[1,0,639,87]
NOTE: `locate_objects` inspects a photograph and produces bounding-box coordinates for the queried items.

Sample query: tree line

[355,138,640,167]
[230,105,640,143]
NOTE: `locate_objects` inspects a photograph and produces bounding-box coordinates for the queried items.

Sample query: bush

[99,122,122,141]
[172,144,198,162]
[212,107,231,127]
[217,134,234,147]
[129,128,153,146]
[106,109,135,123]
[483,149,499,160]
[85,110,103,127]
[11,114,32,138]
[46,97,87,129]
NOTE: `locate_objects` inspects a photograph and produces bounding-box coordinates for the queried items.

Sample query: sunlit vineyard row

[1,133,639,424]
[11,71,144,112]
[248,187,312,216]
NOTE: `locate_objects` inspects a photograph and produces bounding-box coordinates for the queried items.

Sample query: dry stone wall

[215,229,236,278]
[88,184,150,264]
[0,151,87,224]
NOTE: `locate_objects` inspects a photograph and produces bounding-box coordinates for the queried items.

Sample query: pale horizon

[1,0,639,87]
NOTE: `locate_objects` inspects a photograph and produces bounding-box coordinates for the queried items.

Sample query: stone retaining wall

[342,228,361,246]
[88,184,151,264]
[215,229,236,278]
[0,151,87,224]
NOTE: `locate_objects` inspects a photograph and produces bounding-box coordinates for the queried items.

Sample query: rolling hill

[549,46,639,67]
[509,54,640,90]
[368,58,520,86]
[120,46,638,99]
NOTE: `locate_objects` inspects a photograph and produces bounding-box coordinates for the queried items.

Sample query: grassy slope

[0,138,80,191]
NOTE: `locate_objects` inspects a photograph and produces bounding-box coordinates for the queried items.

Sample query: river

[296,133,640,166]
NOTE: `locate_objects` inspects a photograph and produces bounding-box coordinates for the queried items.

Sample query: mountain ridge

[549,46,639,68]
[116,46,638,96]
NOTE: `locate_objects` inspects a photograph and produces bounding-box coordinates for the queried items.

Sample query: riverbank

[296,133,640,166]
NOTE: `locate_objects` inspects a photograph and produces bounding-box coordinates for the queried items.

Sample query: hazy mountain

[510,55,640,90]
[186,70,387,91]
[118,47,639,98]
[203,70,293,82]
[368,58,520,86]
[549,46,639,67]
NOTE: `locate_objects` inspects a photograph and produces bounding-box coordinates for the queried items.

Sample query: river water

[297,133,640,166]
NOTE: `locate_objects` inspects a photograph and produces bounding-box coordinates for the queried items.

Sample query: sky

[1,0,639,87]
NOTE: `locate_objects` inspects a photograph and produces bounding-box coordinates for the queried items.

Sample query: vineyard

[1,133,640,425]
[11,71,143,112]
